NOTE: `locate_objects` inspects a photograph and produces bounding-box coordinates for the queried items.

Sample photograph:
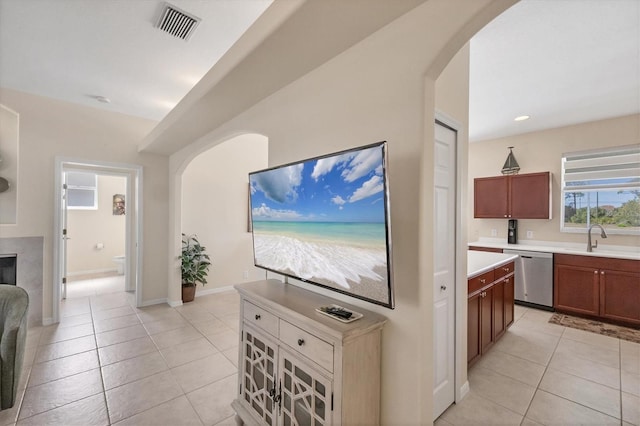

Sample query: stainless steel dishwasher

[503,249,554,310]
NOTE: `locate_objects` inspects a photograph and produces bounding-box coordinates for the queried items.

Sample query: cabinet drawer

[243,301,279,337]
[279,320,334,372]
[495,262,515,280]
[468,270,495,295]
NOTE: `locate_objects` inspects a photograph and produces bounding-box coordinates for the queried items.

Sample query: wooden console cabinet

[554,254,640,327]
[232,280,387,426]
[474,172,551,219]
[468,261,515,366]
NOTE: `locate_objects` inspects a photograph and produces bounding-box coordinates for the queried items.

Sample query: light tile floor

[437,305,640,426]
[0,276,240,426]
[3,279,639,425]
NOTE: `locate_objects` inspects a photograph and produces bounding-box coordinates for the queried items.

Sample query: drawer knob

[297,338,305,346]
[255,314,261,320]
[480,278,486,284]
[503,267,509,272]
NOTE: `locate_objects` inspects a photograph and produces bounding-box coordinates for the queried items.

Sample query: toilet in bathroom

[113,255,125,275]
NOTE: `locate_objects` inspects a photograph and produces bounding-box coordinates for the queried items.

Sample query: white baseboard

[168,300,183,307]
[67,268,117,277]
[42,317,55,326]
[458,381,470,401]
[196,285,235,297]
[139,298,168,307]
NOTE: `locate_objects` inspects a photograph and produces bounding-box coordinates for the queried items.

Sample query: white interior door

[61,173,69,299]
[433,121,457,419]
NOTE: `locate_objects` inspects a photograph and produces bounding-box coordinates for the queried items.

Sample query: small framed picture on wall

[113,194,125,215]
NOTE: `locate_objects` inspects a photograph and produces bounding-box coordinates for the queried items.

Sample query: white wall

[67,175,126,275]
[181,134,268,290]
[167,2,510,422]
[468,114,640,248]
[0,88,169,321]
[0,104,19,223]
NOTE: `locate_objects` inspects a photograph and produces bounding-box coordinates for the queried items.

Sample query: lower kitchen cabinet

[468,261,515,366]
[504,275,515,328]
[600,269,640,325]
[554,263,600,316]
[554,254,640,327]
[233,280,387,426]
[493,278,506,340]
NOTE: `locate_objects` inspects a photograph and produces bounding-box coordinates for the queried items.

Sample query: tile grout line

[519,322,566,425]
[88,292,113,426]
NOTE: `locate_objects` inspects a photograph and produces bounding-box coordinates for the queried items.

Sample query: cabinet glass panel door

[279,348,332,426]
[241,327,278,425]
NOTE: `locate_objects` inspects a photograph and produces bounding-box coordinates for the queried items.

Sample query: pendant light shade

[501,146,520,175]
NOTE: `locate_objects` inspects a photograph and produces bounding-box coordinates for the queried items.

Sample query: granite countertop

[467,251,519,279]
[469,238,640,261]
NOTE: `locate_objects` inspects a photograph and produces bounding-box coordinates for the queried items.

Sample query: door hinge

[63,183,67,190]
[62,277,67,284]
[331,392,334,411]
[63,228,67,236]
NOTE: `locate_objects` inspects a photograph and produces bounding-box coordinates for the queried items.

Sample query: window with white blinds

[561,144,640,234]
[66,172,98,210]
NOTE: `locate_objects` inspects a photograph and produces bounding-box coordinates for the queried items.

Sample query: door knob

[297,339,305,346]
[255,314,261,320]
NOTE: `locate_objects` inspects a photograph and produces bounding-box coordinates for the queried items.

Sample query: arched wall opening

[178,133,269,297]
[162,1,517,421]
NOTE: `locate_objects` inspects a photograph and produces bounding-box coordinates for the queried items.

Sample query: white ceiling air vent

[156,3,201,41]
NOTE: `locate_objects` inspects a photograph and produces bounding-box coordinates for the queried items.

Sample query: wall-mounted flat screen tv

[249,141,394,309]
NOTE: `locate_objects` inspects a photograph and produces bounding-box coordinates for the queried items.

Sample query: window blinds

[562,144,640,191]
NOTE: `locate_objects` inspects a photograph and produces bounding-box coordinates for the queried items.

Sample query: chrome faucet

[587,224,607,252]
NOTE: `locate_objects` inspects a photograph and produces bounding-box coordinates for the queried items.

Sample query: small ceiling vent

[156,3,201,41]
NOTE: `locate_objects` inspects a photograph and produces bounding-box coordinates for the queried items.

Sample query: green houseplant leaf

[181,233,211,287]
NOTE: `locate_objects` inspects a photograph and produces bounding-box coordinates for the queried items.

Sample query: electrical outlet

[526,230,533,238]
[243,270,249,280]
[491,229,497,237]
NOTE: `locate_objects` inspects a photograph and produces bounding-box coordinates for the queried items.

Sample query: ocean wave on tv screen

[253,233,387,290]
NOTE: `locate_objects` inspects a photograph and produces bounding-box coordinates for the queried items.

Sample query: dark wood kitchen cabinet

[468,287,494,365]
[474,172,551,219]
[554,254,640,327]
[468,260,515,366]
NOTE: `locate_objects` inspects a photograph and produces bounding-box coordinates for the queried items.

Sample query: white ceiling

[470,0,640,142]
[0,0,638,140]
[0,0,272,121]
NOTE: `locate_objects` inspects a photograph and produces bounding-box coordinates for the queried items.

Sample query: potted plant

[181,233,211,303]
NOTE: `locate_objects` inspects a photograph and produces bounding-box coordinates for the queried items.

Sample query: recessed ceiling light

[514,115,530,121]
[89,95,111,104]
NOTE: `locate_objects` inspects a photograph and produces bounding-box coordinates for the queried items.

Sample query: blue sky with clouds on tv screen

[250,145,387,223]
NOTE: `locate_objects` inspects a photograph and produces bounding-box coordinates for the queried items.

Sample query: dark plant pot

[182,285,196,303]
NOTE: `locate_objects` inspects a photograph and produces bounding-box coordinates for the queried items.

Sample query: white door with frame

[433,120,457,419]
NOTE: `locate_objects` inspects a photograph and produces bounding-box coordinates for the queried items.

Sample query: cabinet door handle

[594,270,598,274]
[601,271,605,275]
[297,338,305,346]
[255,314,261,320]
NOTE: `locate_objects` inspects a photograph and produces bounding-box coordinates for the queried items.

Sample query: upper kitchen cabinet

[474,172,552,219]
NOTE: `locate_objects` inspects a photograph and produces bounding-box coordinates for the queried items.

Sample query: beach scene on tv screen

[250,144,390,305]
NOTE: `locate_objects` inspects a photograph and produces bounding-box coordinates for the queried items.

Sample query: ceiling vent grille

[156,3,200,41]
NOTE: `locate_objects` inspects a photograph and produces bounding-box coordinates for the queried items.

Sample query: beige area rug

[549,313,640,344]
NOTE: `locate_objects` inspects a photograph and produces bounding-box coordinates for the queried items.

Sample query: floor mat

[549,312,640,344]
